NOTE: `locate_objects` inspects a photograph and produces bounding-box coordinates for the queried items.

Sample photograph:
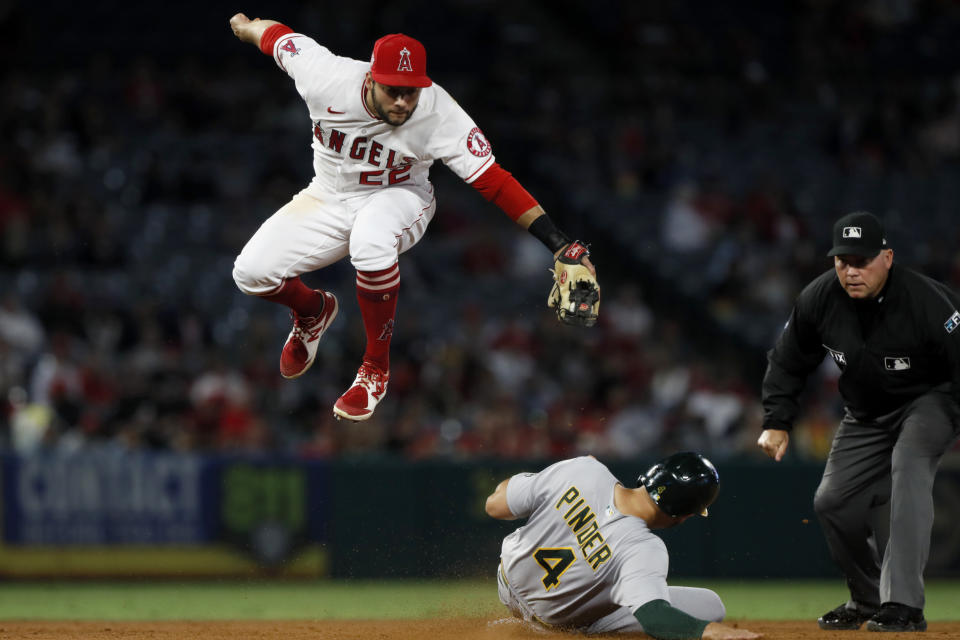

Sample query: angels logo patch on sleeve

[466,127,492,157]
[279,37,301,57]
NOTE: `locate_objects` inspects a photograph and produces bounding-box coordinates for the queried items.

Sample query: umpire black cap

[827,211,888,258]
[637,452,719,517]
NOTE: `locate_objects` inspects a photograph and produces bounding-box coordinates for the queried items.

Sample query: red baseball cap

[370,34,432,87]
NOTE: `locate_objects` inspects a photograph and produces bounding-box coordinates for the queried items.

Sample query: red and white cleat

[333,362,390,421]
[279,291,339,379]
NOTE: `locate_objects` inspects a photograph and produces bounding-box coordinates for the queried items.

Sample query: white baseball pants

[233,184,436,295]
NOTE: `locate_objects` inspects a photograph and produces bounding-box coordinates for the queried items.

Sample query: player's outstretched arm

[634,600,761,640]
[469,167,596,277]
[485,479,518,520]
[467,163,599,325]
[229,13,282,47]
[702,622,762,640]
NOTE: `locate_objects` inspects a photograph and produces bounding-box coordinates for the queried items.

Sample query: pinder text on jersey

[555,486,613,570]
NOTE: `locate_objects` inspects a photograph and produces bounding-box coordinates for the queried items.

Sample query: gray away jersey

[500,456,670,628]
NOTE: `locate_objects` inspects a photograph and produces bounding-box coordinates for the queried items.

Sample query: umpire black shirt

[762,264,960,429]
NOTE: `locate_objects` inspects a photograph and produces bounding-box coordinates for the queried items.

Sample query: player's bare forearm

[485,479,517,520]
[229,13,281,47]
[515,206,546,230]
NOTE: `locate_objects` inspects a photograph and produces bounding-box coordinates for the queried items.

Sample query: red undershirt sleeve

[470,163,539,221]
[260,24,295,56]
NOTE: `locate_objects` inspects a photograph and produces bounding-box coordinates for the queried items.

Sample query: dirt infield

[3,619,960,639]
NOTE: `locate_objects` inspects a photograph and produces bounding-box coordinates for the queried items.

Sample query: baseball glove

[548,241,600,327]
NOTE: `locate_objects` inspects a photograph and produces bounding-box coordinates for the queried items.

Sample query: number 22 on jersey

[533,547,575,590]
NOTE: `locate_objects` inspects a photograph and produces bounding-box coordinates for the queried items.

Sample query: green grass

[1,579,958,621]
[0,580,500,620]
[691,579,960,621]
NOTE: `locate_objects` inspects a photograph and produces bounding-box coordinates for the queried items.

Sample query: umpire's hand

[757,429,789,461]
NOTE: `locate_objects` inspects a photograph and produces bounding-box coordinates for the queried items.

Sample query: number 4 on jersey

[533,548,575,590]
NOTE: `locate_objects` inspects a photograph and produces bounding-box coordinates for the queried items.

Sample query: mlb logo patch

[945,310,960,334]
[884,357,911,371]
[842,226,862,238]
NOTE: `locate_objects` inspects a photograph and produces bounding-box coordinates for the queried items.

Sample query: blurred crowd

[3,0,960,461]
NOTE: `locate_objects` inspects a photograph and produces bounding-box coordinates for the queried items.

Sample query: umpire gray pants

[813,386,960,609]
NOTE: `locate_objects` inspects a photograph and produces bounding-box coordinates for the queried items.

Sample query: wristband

[260,24,294,56]
[528,215,571,254]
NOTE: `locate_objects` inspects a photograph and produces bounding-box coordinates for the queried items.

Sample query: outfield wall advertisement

[0,451,331,577]
[3,451,212,545]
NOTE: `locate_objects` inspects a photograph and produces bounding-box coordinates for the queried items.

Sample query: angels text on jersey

[313,122,416,186]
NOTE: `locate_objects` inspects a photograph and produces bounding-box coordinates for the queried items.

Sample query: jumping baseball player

[759,211,960,632]
[486,453,761,639]
[228,14,599,421]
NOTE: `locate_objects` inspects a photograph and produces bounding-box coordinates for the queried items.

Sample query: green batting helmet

[637,452,720,517]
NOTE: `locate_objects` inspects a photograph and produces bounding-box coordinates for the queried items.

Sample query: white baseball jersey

[270,32,496,200]
[500,456,670,629]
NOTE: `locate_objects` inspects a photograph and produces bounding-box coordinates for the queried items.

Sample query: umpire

[758,211,960,632]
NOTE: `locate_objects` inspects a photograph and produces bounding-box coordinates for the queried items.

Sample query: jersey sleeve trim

[464,156,496,183]
[260,24,294,56]
[469,162,539,221]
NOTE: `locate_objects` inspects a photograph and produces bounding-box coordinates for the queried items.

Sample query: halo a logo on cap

[842,226,862,238]
[397,46,413,72]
